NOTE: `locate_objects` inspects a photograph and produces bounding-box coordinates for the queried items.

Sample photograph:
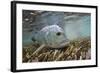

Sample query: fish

[32,25,69,48]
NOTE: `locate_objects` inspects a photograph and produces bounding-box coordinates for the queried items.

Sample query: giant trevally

[32,25,69,48]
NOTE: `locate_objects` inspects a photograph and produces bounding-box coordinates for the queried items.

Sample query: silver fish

[32,25,69,48]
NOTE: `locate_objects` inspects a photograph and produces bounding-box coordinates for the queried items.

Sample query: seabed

[23,38,91,63]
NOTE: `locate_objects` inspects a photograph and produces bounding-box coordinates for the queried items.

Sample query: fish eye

[56,32,61,36]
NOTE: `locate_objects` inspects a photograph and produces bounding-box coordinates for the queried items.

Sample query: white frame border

[16,3,96,70]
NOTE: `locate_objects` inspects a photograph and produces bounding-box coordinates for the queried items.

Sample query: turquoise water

[64,15,91,40]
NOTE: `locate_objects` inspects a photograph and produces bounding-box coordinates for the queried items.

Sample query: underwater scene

[22,10,91,63]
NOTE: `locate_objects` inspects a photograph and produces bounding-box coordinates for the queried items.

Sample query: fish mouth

[49,40,69,49]
[59,40,69,48]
